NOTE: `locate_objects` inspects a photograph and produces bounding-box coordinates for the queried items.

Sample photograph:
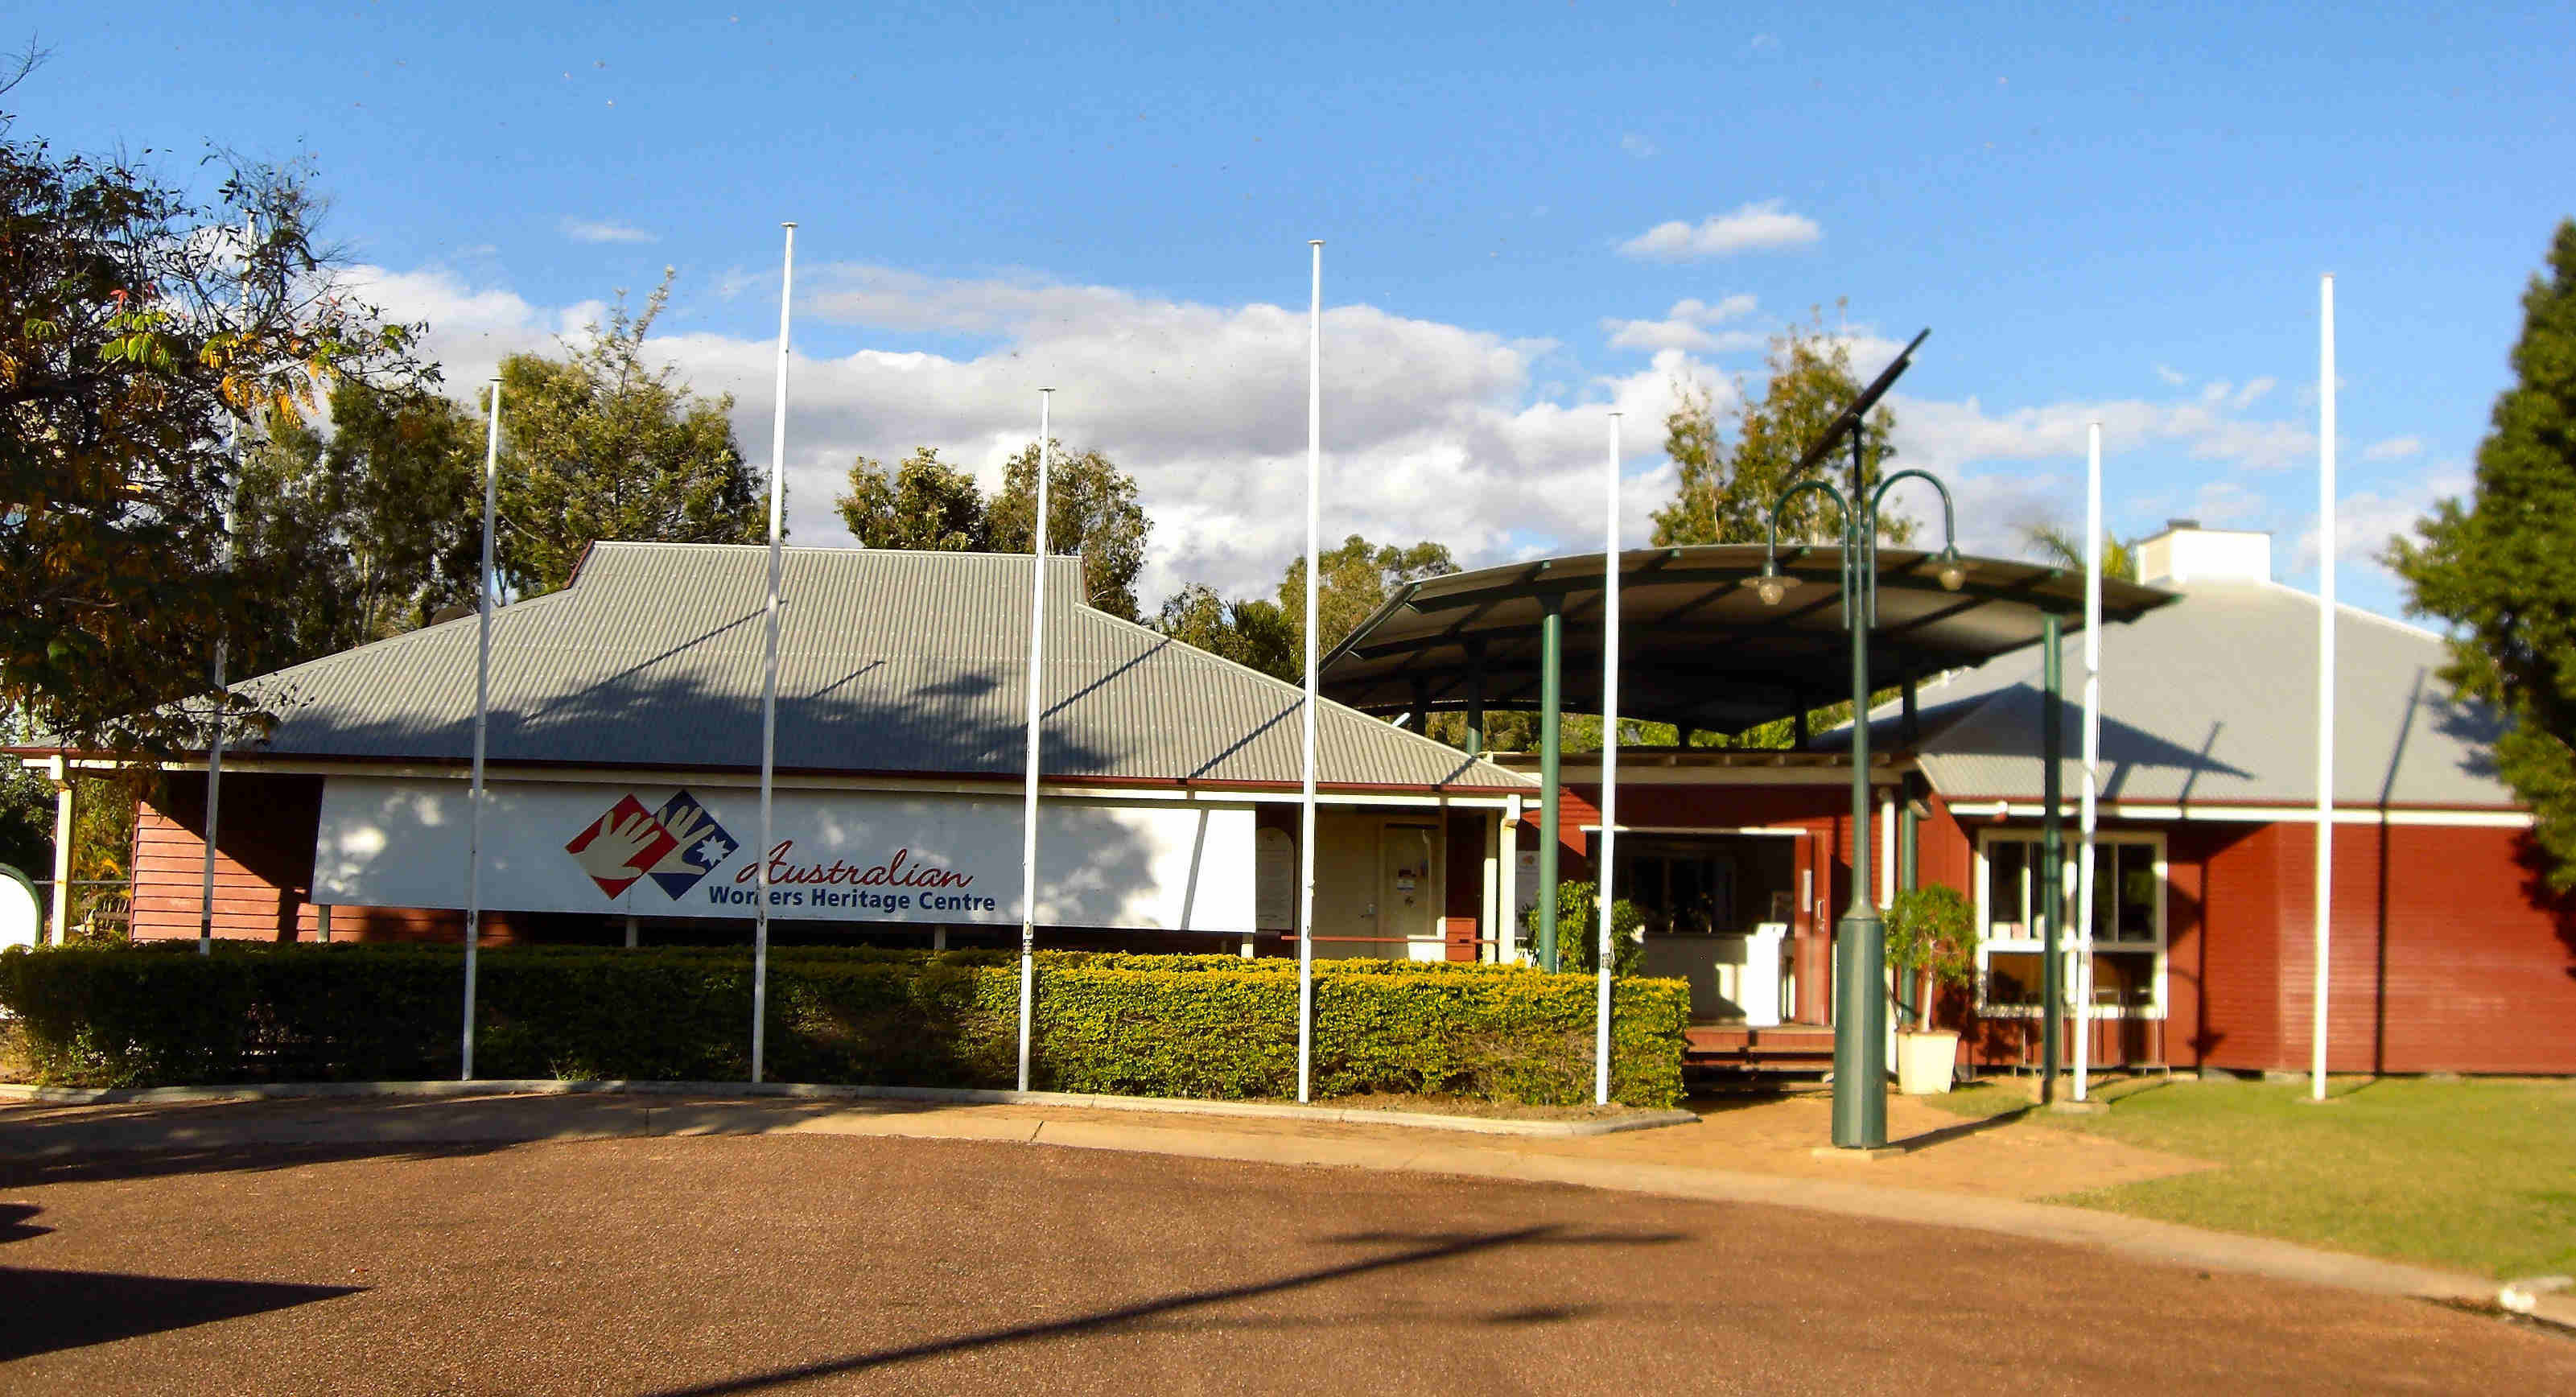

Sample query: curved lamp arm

[1762,477,1853,559]
[1754,477,1857,619]
[1869,468,1960,550]
[1869,467,1971,592]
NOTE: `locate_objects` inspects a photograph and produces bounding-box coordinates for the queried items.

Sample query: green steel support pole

[1536,597,1564,970]
[1832,542,1888,1150]
[2041,612,2065,1105]
[1464,645,1485,757]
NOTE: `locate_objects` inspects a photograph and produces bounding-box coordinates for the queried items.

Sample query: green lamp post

[1747,446,1966,1150]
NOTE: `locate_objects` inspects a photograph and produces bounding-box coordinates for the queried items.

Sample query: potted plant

[1883,884,1977,1094]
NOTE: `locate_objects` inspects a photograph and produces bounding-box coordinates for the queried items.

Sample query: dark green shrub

[0,942,1690,1106]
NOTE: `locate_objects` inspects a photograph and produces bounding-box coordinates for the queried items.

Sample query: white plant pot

[1896,1030,1960,1095]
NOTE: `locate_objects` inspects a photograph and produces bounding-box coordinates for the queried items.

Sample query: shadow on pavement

[639,1224,1684,1395]
[0,1266,363,1360]
[1890,1104,2033,1152]
[0,1139,523,1190]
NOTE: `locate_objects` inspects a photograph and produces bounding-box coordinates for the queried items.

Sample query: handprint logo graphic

[563,789,740,900]
[564,795,681,898]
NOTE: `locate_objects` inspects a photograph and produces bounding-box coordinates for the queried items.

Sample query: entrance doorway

[1615,833,1800,1023]
[1379,822,1443,962]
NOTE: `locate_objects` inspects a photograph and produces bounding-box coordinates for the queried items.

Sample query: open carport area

[2,1119,2569,1395]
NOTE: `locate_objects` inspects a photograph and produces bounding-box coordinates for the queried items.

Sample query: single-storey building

[1324,523,2576,1078]
[30,543,1534,958]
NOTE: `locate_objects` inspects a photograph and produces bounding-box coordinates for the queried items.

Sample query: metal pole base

[1831,905,1888,1149]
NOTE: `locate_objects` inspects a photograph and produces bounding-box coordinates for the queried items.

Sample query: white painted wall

[313,777,1255,932]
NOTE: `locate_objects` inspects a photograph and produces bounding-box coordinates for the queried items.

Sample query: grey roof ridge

[1070,590,1535,787]
[2241,575,2452,646]
[234,570,589,694]
[587,539,1094,571]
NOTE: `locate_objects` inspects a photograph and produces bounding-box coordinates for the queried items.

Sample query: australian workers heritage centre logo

[563,789,999,916]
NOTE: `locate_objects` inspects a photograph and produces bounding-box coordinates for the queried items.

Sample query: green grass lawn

[1931,1075,2576,1280]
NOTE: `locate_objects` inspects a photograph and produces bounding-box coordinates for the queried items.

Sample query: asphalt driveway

[0,1134,2566,1395]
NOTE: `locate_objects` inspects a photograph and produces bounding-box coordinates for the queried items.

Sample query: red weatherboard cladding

[129,773,530,944]
[129,772,320,942]
[2195,821,2576,1075]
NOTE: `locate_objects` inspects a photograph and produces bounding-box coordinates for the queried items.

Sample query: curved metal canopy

[1317,542,2178,735]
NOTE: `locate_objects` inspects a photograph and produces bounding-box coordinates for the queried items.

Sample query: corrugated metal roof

[226,543,1528,790]
[1909,579,2511,809]
[1318,543,2177,733]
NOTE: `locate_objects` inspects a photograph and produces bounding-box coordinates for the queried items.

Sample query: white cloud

[2233,377,2276,409]
[2186,480,2269,526]
[1620,133,1657,159]
[1618,200,1821,260]
[2153,364,2188,386]
[355,258,2360,616]
[2289,467,2468,580]
[1601,294,1762,352]
[2362,435,2422,461]
[363,261,1714,603]
[560,217,657,245]
[1889,393,2316,480]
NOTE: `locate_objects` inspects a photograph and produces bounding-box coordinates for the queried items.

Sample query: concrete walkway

[0,1088,2545,1324]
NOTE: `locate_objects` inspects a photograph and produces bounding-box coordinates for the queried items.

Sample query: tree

[833,439,1152,621]
[2020,523,2138,582]
[1523,880,1645,975]
[0,82,421,754]
[837,447,987,551]
[1651,307,1915,549]
[1153,583,1296,681]
[1278,535,1459,660]
[494,272,763,596]
[2388,219,2576,888]
[989,439,1152,622]
[229,379,482,674]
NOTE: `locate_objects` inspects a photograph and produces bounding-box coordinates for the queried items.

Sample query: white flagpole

[202,210,253,957]
[2075,422,2103,1102]
[1296,241,1323,1105]
[2312,274,2336,1102]
[1595,412,1622,1106]
[1017,390,1053,1094]
[200,509,232,955]
[752,222,794,1085]
[464,376,500,1080]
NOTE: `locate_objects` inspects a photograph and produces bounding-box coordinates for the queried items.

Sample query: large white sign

[313,777,1256,931]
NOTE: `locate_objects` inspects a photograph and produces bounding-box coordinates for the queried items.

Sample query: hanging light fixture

[1743,556,1800,606]
[1935,546,1969,591]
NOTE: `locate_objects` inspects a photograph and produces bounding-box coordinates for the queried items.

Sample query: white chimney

[2137,518,2271,586]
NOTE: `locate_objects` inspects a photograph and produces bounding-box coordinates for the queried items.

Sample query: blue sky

[14,2,2570,616]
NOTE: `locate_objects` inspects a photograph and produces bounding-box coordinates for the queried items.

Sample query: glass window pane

[2116,845,2157,942]
[1986,840,2029,939]
[2092,951,2156,1008]
[1987,951,2043,1007]
[2087,848,2116,942]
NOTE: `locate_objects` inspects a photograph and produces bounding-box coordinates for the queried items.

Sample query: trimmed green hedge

[0,943,1689,1107]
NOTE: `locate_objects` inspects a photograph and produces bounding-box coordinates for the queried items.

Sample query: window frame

[1972,827,2168,1020]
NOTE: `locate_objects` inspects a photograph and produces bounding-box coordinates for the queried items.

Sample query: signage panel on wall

[313,777,1256,931]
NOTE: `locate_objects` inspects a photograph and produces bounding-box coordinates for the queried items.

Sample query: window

[1973,830,2166,1019]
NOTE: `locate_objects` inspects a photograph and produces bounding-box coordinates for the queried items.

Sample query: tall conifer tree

[2390,219,2576,885]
